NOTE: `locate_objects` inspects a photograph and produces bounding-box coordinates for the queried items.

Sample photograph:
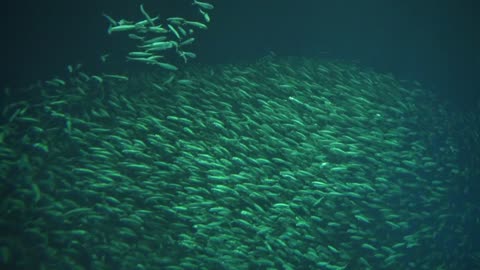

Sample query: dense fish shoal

[0,56,477,269]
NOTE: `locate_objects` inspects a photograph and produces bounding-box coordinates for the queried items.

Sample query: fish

[199,8,211,22]
[108,24,136,34]
[184,20,208,30]
[102,13,118,26]
[139,4,155,26]
[192,0,214,10]
[156,62,178,71]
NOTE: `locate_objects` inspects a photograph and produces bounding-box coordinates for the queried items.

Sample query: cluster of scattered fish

[103,0,214,71]
[0,56,477,269]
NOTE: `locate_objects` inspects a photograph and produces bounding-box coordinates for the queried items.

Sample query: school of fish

[103,0,213,70]
[1,54,478,269]
[1,0,479,269]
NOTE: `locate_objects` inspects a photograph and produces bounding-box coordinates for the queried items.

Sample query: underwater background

[1,0,479,269]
